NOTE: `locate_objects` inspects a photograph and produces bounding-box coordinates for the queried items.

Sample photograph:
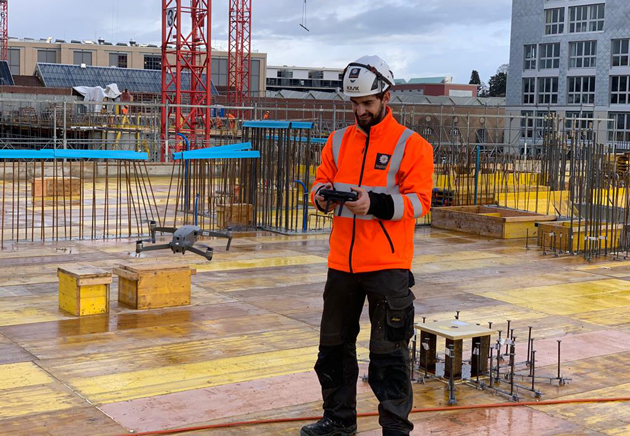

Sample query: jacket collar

[355,107,396,139]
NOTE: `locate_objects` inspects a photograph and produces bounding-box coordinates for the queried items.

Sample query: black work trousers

[314,268,415,435]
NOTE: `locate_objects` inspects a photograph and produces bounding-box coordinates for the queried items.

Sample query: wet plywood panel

[0,226,629,435]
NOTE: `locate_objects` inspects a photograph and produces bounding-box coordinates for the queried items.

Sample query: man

[301,55,434,436]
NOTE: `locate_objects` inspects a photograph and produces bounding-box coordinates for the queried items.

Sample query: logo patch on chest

[374,153,391,170]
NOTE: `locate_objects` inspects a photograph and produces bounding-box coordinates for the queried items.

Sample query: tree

[469,70,481,85]
[488,64,508,97]
[478,81,489,98]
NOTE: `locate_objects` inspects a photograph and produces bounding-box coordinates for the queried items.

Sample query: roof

[35,63,219,95]
[407,76,452,85]
[0,61,14,86]
[265,89,505,106]
[394,79,407,85]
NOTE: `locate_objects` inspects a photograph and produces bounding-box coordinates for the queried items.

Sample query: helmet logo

[349,68,361,79]
[346,85,360,92]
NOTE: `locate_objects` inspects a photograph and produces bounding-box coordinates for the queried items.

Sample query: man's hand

[345,186,370,215]
[314,183,338,213]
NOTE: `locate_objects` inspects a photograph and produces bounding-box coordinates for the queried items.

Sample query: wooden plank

[118,276,138,309]
[58,274,79,316]
[445,338,462,378]
[416,320,495,341]
[57,266,110,280]
[0,406,127,436]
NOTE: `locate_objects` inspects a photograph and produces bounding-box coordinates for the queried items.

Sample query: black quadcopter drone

[135,221,233,261]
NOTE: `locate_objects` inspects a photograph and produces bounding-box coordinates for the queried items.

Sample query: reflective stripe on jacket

[310,108,434,273]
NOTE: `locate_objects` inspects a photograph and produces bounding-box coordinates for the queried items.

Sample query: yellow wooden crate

[57,266,112,316]
[114,263,196,310]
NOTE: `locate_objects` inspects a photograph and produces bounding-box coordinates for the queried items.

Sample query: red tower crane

[0,0,8,62]
[161,0,212,161]
[227,0,251,114]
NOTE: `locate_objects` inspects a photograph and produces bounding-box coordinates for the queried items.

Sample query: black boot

[300,417,357,436]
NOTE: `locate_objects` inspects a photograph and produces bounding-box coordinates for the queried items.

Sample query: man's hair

[375,91,386,101]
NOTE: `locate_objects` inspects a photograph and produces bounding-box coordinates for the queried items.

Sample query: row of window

[7,48,162,74]
[524,38,630,72]
[522,75,630,106]
[276,70,343,80]
[521,110,630,144]
[523,76,596,105]
[545,4,605,35]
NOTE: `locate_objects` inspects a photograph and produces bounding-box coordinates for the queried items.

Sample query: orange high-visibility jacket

[311,108,434,273]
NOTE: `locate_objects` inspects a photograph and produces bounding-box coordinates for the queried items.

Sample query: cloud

[9,0,512,83]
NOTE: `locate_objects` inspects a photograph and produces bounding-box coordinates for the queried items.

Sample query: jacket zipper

[348,132,371,273]
[378,221,395,254]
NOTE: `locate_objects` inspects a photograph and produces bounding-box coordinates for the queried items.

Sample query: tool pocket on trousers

[385,291,415,342]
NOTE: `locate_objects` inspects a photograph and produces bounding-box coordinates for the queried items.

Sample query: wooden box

[32,177,81,198]
[537,221,625,252]
[58,266,112,316]
[114,263,196,310]
[431,206,556,239]
[216,203,253,228]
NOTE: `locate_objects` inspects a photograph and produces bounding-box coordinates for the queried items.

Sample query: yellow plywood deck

[0,227,629,435]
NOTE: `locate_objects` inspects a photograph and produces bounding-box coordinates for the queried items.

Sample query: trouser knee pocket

[385,291,415,342]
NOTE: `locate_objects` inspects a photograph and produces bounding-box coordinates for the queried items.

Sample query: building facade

[506,0,630,146]
[266,66,343,92]
[7,38,267,96]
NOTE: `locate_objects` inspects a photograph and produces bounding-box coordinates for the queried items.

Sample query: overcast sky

[10,0,512,84]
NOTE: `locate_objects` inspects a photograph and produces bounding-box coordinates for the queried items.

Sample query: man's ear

[382,90,391,106]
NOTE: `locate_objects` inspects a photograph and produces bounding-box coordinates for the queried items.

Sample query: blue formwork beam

[0,149,148,160]
[174,142,252,157]
[243,120,291,129]
[243,120,315,130]
[54,150,149,160]
[290,121,314,130]
[264,135,327,143]
[0,150,55,159]
[173,150,260,160]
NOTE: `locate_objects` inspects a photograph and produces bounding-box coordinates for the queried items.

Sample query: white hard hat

[342,55,395,98]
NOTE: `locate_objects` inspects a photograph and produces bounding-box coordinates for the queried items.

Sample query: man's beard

[356,103,385,131]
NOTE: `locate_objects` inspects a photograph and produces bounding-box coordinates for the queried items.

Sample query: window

[569,41,596,68]
[524,45,537,70]
[522,111,556,140]
[566,111,593,128]
[611,76,630,104]
[277,70,293,78]
[521,111,535,139]
[250,59,261,94]
[523,78,536,104]
[566,112,594,141]
[569,4,605,33]
[612,39,630,67]
[308,71,324,80]
[545,8,565,35]
[8,48,19,75]
[73,51,93,66]
[538,77,559,104]
[144,55,161,70]
[567,76,595,104]
[211,57,228,86]
[37,49,57,63]
[608,113,630,144]
[540,43,560,69]
[109,53,128,68]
